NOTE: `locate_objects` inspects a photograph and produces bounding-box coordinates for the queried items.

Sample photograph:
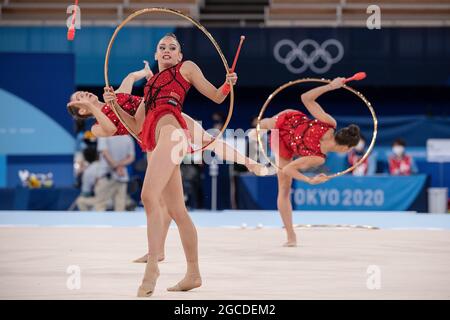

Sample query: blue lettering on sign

[292,175,425,211]
[293,188,385,207]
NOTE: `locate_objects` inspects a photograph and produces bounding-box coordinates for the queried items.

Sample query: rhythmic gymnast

[67,61,266,256]
[251,77,361,247]
[101,33,245,297]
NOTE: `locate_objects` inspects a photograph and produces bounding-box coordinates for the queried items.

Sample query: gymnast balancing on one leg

[67,63,267,262]
[251,77,361,247]
[102,33,249,297]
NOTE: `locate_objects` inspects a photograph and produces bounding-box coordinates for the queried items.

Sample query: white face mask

[355,140,365,152]
[392,145,405,157]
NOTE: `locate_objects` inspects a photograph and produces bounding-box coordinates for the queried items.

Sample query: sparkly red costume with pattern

[271,110,336,159]
[140,62,191,151]
[99,93,142,135]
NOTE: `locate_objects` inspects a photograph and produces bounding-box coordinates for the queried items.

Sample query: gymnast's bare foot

[133,253,165,263]
[137,260,160,298]
[283,233,297,247]
[167,273,202,292]
[283,240,297,247]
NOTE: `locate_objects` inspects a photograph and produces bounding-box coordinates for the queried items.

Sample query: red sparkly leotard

[270,110,336,160]
[98,93,142,136]
[140,61,191,151]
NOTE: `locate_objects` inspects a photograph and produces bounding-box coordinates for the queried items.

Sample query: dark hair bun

[335,124,361,148]
[347,124,360,137]
[67,104,91,121]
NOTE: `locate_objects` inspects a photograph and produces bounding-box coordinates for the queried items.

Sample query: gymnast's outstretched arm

[300,77,345,128]
[281,156,328,184]
[180,60,237,104]
[115,60,153,94]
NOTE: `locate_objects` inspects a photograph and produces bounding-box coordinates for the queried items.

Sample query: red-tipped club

[344,72,367,83]
[67,26,75,41]
[230,35,246,72]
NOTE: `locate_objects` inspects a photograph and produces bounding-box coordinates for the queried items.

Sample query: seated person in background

[347,135,376,176]
[76,135,135,211]
[74,130,97,187]
[76,147,101,211]
[389,138,418,176]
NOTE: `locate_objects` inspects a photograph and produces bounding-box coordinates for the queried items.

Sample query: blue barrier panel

[238,174,428,211]
[0,187,79,211]
[0,155,6,187]
[7,155,74,187]
[292,175,427,211]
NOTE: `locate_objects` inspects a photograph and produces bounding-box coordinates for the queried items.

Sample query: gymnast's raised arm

[180,60,237,104]
[300,77,345,128]
[115,60,153,95]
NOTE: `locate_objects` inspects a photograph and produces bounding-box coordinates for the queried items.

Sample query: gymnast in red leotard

[139,59,191,152]
[67,62,266,265]
[102,33,239,297]
[67,61,151,137]
[250,77,361,247]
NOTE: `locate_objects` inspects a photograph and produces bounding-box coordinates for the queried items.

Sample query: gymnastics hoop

[256,78,378,179]
[104,7,234,153]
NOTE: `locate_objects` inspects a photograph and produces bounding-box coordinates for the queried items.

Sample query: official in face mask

[388,139,418,176]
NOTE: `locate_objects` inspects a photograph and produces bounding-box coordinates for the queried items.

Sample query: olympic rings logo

[273,39,344,74]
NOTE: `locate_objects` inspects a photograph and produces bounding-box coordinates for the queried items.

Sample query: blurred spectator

[97,135,135,211]
[74,119,96,152]
[347,136,376,176]
[181,162,203,210]
[212,111,226,131]
[388,138,418,176]
[77,135,135,211]
[76,147,106,211]
[75,147,101,210]
[74,122,97,188]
